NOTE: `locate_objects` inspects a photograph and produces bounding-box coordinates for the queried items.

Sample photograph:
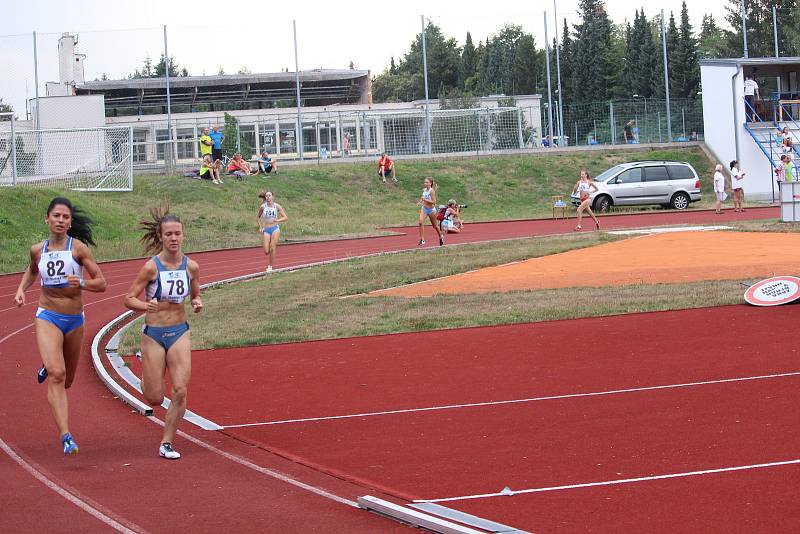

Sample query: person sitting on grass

[258,151,278,175]
[200,155,223,185]
[226,153,258,179]
[440,199,464,234]
[378,152,397,184]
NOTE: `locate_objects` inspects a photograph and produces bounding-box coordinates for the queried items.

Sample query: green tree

[698,14,731,59]
[221,112,253,159]
[372,22,460,102]
[558,18,574,102]
[723,0,797,58]
[460,32,478,89]
[0,97,12,120]
[572,0,616,102]
[653,11,680,99]
[130,54,187,78]
[674,1,700,99]
[513,34,542,95]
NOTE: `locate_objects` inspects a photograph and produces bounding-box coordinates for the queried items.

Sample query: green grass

[117,231,752,354]
[1,147,715,274]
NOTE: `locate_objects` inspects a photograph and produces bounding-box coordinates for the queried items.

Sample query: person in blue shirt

[258,151,278,174]
[209,125,224,161]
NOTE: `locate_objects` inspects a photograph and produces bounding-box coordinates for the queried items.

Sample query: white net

[0,125,133,191]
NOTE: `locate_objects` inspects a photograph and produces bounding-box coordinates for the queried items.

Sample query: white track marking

[0,438,144,533]
[223,371,800,428]
[608,225,731,235]
[414,458,800,503]
[146,417,359,508]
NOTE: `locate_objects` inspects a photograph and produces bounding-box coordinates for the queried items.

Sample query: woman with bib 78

[124,207,202,460]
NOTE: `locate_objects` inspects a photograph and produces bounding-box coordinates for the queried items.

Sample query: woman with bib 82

[124,207,202,460]
[13,197,107,455]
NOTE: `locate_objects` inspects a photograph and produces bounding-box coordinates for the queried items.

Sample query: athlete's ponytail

[47,197,96,247]
[139,205,182,255]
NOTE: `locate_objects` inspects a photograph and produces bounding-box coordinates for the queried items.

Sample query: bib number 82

[46,260,66,277]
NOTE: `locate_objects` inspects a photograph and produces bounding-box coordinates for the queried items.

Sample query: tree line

[373,0,800,105]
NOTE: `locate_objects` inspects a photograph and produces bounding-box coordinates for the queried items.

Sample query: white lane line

[0,438,144,533]
[413,458,800,503]
[146,417,359,508]
[222,371,800,428]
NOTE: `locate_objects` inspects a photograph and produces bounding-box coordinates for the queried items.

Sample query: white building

[700,57,800,201]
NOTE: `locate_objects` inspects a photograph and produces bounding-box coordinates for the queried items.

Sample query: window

[643,166,669,182]
[667,165,694,180]
[615,168,642,184]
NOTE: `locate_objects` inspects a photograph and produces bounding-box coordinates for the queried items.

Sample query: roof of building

[77,69,370,91]
[700,57,800,67]
[76,69,372,114]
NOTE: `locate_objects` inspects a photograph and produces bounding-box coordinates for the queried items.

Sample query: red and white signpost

[744,276,800,306]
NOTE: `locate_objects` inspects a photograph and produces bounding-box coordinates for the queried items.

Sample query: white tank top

[422,187,433,203]
[578,181,592,194]
[38,237,82,288]
[145,255,191,304]
[261,202,281,220]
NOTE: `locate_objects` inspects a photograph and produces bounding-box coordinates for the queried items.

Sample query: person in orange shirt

[378,153,397,184]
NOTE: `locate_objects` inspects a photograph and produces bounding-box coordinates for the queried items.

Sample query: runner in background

[13,197,107,455]
[256,191,289,273]
[124,207,203,460]
[417,177,444,246]
[572,170,600,231]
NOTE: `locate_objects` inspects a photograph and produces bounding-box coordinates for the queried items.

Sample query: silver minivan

[570,161,702,212]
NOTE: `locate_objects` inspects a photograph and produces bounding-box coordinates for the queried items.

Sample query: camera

[457,204,468,209]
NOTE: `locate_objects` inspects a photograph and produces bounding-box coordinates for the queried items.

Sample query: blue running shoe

[61,433,79,455]
[37,365,48,384]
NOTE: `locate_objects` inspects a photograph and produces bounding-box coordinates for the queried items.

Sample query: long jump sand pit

[372,231,799,297]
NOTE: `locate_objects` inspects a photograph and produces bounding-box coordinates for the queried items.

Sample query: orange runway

[372,231,799,297]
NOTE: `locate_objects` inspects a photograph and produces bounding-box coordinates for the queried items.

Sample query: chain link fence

[542,98,703,147]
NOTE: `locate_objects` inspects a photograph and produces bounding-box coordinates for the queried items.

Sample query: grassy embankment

[1,147,715,274]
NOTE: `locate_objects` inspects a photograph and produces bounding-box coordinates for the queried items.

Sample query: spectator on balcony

[209,125,224,161]
[744,74,760,122]
[199,128,213,158]
[378,153,397,184]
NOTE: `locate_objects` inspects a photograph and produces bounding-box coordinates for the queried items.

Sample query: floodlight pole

[660,10,672,142]
[421,15,432,154]
[294,20,303,161]
[33,32,41,129]
[741,0,749,58]
[774,5,781,93]
[553,0,565,145]
[543,12,554,145]
[163,25,173,173]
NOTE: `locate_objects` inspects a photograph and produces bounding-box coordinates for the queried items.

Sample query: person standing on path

[13,197,107,455]
[730,160,746,212]
[713,164,727,214]
[124,207,203,460]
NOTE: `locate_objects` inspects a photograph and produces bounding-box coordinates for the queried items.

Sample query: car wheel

[594,195,612,213]
[670,192,690,210]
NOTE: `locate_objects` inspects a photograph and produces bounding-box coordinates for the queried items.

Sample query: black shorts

[199,168,211,179]
[212,148,222,161]
[263,163,273,173]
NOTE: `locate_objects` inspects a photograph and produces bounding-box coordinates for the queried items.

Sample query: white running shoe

[266,265,273,273]
[418,239,426,246]
[212,179,220,185]
[159,442,181,460]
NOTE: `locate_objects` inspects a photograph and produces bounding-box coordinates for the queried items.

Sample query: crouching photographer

[438,199,466,234]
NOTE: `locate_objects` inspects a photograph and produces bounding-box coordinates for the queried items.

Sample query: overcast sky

[1,0,731,115]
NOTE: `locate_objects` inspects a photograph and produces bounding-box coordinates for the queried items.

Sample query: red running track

[0,207,788,533]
